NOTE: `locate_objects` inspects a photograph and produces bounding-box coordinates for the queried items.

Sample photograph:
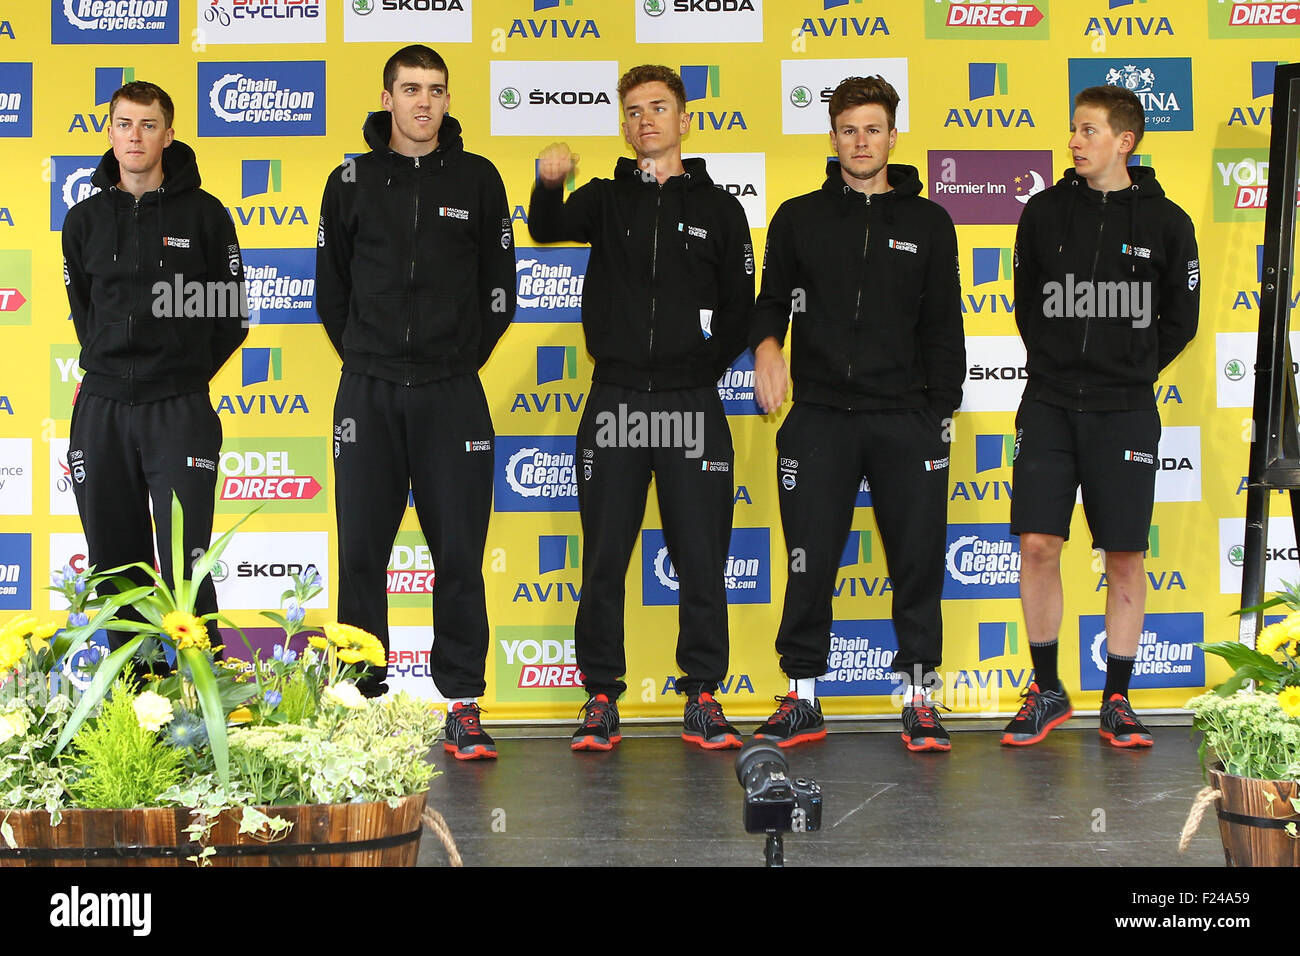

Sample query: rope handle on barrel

[1178,786,1221,853]
[422,807,463,867]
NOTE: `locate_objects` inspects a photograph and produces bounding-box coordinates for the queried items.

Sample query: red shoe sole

[902,734,951,752]
[1099,729,1154,748]
[754,728,828,748]
[571,735,621,752]
[444,743,497,761]
[1000,707,1074,746]
[681,733,743,750]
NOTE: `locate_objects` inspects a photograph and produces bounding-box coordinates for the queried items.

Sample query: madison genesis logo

[495,626,586,701]
[1067,58,1193,131]
[816,620,899,697]
[642,527,770,605]
[514,248,586,322]
[198,62,326,137]
[0,63,31,137]
[793,2,890,39]
[343,0,471,44]
[637,0,763,44]
[217,346,309,415]
[1212,148,1300,223]
[717,348,760,415]
[1216,331,1300,408]
[688,152,766,228]
[961,336,1027,412]
[925,0,1049,38]
[1210,0,1300,37]
[491,60,617,137]
[782,58,909,135]
[512,345,584,416]
[947,62,1034,129]
[0,438,31,516]
[215,438,327,515]
[495,436,578,512]
[0,533,30,609]
[199,0,326,44]
[0,249,31,326]
[387,530,434,608]
[49,155,102,231]
[52,0,179,43]
[503,0,600,39]
[680,65,746,133]
[1229,61,1284,127]
[1220,516,1300,595]
[243,249,316,323]
[927,150,1051,225]
[1078,613,1204,691]
[944,523,1020,599]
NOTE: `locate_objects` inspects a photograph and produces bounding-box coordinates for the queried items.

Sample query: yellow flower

[228,706,253,724]
[322,682,367,710]
[308,634,329,650]
[1257,622,1290,656]
[162,611,209,650]
[322,622,372,649]
[1279,687,1300,718]
[321,622,386,669]
[28,621,59,646]
[132,691,175,732]
[0,710,29,745]
[0,634,24,673]
[0,614,37,642]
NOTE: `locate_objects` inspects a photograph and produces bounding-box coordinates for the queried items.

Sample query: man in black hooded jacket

[62,81,247,661]
[315,45,515,758]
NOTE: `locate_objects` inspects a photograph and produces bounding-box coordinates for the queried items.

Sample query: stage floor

[418,714,1226,867]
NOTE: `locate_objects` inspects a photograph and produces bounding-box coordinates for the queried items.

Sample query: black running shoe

[442,701,497,761]
[752,694,827,748]
[901,694,951,752]
[571,694,621,751]
[682,691,743,749]
[1000,681,1073,746]
[1099,693,1154,748]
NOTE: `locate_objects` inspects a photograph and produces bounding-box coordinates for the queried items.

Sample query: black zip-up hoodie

[750,161,965,415]
[61,141,248,404]
[528,156,754,391]
[1014,166,1200,410]
[315,112,516,384]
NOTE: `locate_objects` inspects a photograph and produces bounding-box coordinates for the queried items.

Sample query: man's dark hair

[109,81,175,130]
[617,65,687,112]
[383,45,449,93]
[1073,85,1145,153]
[827,75,899,131]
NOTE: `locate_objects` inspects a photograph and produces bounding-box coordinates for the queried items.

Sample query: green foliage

[1189,691,1300,782]
[278,672,316,724]
[68,682,186,808]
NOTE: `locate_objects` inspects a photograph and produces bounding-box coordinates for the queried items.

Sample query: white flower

[133,691,175,732]
[322,682,367,710]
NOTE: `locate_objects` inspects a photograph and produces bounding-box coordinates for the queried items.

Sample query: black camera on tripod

[735,739,822,835]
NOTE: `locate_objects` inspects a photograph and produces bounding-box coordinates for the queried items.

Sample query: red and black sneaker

[1000,681,1073,746]
[901,694,951,752]
[1099,693,1154,748]
[571,694,621,752]
[682,691,743,749]
[442,701,498,761]
[752,694,827,748]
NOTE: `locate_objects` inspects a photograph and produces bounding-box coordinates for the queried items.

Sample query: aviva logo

[978,621,1019,660]
[534,0,573,8]
[1147,525,1160,558]
[681,64,721,101]
[972,247,1012,286]
[242,348,283,387]
[242,160,283,199]
[536,345,578,385]
[975,433,1015,473]
[1127,153,1152,167]
[95,67,135,104]
[539,534,579,574]
[839,530,873,567]
[968,62,1008,99]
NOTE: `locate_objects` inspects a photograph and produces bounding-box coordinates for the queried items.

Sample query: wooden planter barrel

[1211,768,1300,867]
[0,791,427,867]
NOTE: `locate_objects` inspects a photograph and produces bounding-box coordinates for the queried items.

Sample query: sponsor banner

[50,155,102,231]
[1077,612,1205,690]
[510,344,585,418]
[1213,148,1297,222]
[1067,58,1193,131]
[717,348,759,415]
[1216,331,1300,408]
[0,438,32,516]
[816,619,899,696]
[1220,517,1300,595]
[387,530,434,609]
[960,336,1027,412]
[243,248,317,324]
[387,625,447,701]
[209,531,329,610]
[215,438,328,514]
[925,0,1049,38]
[1154,426,1201,503]
[215,346,310,416]
[196,0,326,43]
[494,435,578,512]
[0,62,32,137]
[636,0,763,44]
[48,532,88,611]
[943,523,1020,599]
[198,61,326,137]
[52,0,180,44]
[0,249,31,325]
[782,58,910,134]
[49,344,84,420]
[927,150,1052,224]
[343,0,472,43]
[1209,0,1300,38]
[514,247,586,323]
[0,533,30,609]
[641,527,771,605]
[494,624,586,702]
[49,438,78,516]
[490,60,618,137]
[686,152,766,228]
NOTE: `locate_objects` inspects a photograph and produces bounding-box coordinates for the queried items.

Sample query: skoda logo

[1227,545,1244,567]
[1224,359,1246,382]
[352,0,373,13]
[644,0,665,15]
[790,86,812,108]
[211,560,229,583]
[499,88,521,109]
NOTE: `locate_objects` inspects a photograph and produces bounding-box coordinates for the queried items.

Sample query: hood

[90,139,201,194]
[1057,164,1165,202]
[614,155,716,188]
[822,160,923,200]
[362,110,465,156]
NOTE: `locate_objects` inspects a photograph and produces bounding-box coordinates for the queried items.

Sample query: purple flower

[73,575,86,596]
[264,689,282,708]
[285,599,305,625]
[302,566,321,589]
[68,611,89,628]
[273,644,298,664]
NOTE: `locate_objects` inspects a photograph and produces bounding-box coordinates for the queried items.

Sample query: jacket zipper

[1081,193,1106,359]
[848,194,871,382]
[405,154,421,386]
[647,184,662,391]
[129,196,140,403]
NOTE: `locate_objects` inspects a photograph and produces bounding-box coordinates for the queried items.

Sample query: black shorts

[1009,397,1160,552]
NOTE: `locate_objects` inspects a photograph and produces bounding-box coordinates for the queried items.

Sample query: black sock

[1103,654,1136,700]
[1029,640,1059,692]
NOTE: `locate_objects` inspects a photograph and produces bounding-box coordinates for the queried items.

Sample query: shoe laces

[694,692,730,728]
[771,694,799,718]
[908,695,947,729]
[451,702,483,732]
[1013,685,1046,719]
[578,695,612,728]
[1107,695,1140,728]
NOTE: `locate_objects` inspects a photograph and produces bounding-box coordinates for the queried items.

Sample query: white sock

[905,685,929,704]
[449,698,475,709]
[789,678,817,702]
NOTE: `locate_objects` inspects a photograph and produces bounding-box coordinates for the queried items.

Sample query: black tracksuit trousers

[573,382,735,700]
[69,392,223,651]
[333,371,494,698]
[774,403,950,683]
